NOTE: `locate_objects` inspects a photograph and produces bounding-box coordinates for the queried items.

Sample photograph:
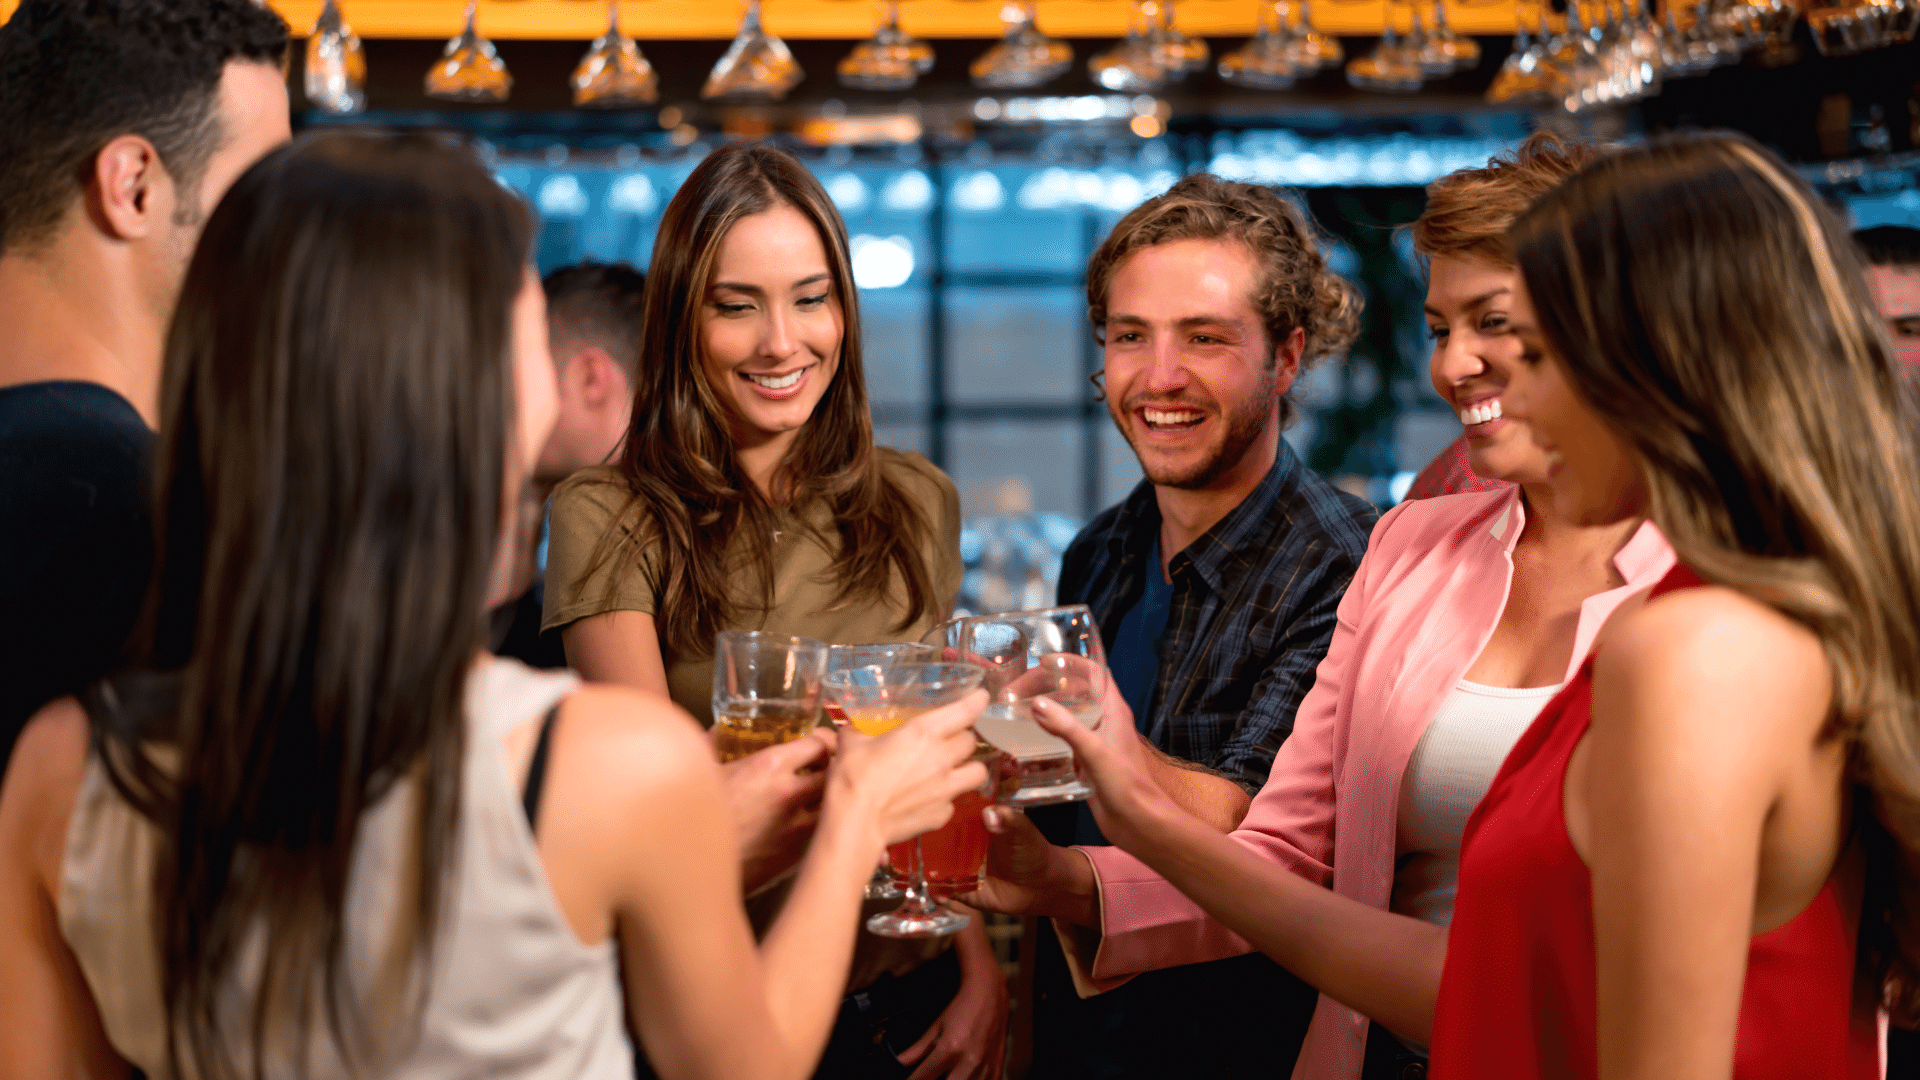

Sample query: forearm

[755,797,882,1073]
[1128,798,1445,1044]
[1140,743,1251,832]
[951,908,1000,975]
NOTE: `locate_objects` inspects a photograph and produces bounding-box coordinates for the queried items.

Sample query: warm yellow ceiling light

[0,1,1526,40]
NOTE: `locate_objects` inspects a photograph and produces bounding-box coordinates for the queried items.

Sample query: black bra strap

[521,703,562,834]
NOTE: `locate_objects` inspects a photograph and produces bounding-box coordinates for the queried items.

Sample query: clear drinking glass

[1090,1,1171,91]
[971,0,1074,89]
[703,0,805,102]
[424,0,512,104]
[305,0,365,114]
[573,0,659,107]
[711,632,828,763]
[839,1,935,90]
[827,641,940,900]
[827,662,990,938]
[954,606,1108,808]
[1219,1,1302,89]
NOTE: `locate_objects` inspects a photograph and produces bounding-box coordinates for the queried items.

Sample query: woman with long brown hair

[1428,131,1902,1076]
[0,130,986,1080]
[542,144,1004,1080]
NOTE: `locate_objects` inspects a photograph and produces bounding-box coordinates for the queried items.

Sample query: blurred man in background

[491,260,644,670]
[0,0,289,770]
[1856,225,1920,380]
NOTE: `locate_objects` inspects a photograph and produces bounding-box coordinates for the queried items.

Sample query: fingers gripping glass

[931,606,1108,808]
[710,632,828,763]
[825,662,989,938]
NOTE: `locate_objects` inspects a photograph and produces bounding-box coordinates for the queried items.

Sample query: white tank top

[1391,678,1564,928]
[57,656,635,1079]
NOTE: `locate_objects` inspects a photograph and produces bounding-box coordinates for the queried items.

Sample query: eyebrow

[1107,313,1249,329]
[1422,286,1511,320]
[710,272,833,295]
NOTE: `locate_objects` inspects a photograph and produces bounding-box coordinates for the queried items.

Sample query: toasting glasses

[826,662,992,938]
[711,632,828,764]
[827,642,941,901]
[425,1,511,104]
[933,606,1109,808]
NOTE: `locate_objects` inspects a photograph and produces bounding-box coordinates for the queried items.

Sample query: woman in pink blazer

[968,134,1675,1079]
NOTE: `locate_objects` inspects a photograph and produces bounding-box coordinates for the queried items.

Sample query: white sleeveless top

[1391,678,1563,928]
[57,657,635,1079]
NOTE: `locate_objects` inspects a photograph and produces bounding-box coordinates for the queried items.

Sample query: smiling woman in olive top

[543,144,1005,1080]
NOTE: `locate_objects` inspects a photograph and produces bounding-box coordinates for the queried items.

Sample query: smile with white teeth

[746,368,805,390]
[1458,398,1503,426]
[1143,407,1205,428]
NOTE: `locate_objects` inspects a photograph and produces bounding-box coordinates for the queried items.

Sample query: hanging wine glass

[972,0,1073,89]
[1291,0,1347,68]
[304,0,365,114]
[1406,4,1455,77]
[1625,0,1668,90]
[1219,0,1303,89]
[704,0,805,101]
[425,0,511,104]
[1347,2,1423,92]
[1429,0,1482,70]
[573,1,658,108]
[1147,0,1211,78]
[1485,12,1556,103]
[839,1,936,91]
[1091,1,1172,91]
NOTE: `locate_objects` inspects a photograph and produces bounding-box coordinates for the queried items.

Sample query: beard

[1112,365,1278,491]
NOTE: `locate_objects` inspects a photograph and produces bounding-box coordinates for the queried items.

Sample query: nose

[760,305,798,361]
[1432,326,1489,395]
[1141,336,1189,395]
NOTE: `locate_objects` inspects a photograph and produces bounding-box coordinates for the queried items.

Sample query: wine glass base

[1001,778,1095,808]
[863,879,904,901]
[866,906,971,938]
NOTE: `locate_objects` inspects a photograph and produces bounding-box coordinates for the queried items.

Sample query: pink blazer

[1074,487,1675,1080]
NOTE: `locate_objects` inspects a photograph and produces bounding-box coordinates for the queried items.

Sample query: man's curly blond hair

[1085,173,1362,426]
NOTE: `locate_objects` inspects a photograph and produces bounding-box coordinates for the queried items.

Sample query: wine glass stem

[902,835,940,918]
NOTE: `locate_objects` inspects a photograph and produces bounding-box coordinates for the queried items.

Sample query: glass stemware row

[1346,0,1482,95]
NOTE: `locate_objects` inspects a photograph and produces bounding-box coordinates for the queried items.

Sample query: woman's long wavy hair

[1510,131,1920,1021]
[583,143,938,661]
[101,130,532,1077]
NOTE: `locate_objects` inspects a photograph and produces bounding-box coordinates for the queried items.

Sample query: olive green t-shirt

[542,447,964,724]
[541,448,966,990]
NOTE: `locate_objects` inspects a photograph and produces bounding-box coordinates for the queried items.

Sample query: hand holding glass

[955,605,1108,807]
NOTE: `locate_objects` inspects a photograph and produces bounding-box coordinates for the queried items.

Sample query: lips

[739,363,813,401]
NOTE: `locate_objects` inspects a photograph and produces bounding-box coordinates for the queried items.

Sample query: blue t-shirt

[1108,539,1173,732]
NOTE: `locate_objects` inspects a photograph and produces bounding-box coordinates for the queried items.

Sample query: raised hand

[719,729,833,891]
[832,688,990,846]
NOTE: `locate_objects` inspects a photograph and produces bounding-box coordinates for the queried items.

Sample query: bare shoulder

[0,698,93,886]
[551,684,720,804]
[1596,583,1831,742]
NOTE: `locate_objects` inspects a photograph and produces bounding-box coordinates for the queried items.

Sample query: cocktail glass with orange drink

[825,661,990,938]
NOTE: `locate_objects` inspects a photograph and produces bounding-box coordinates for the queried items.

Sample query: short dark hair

[542,260,647,379]
[1856,226,1920,270]
[0,0,289,254]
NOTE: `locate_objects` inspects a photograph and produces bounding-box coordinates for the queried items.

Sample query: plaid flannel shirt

[1059,439,1377,795]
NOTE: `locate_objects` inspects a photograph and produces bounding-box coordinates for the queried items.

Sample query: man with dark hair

[995,174,1377,1080]
[0,0,290,768]
[1856,225,1920,379]
[492,260,646,670]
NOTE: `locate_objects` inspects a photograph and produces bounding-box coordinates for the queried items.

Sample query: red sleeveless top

[1430,565,1879,1079]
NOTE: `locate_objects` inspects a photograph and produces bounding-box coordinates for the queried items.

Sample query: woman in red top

[1432,132,1912,1076]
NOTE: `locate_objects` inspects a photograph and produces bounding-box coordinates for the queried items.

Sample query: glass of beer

[710,631,828,764]
[825,661,988,938]
[956,605,1107,807]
